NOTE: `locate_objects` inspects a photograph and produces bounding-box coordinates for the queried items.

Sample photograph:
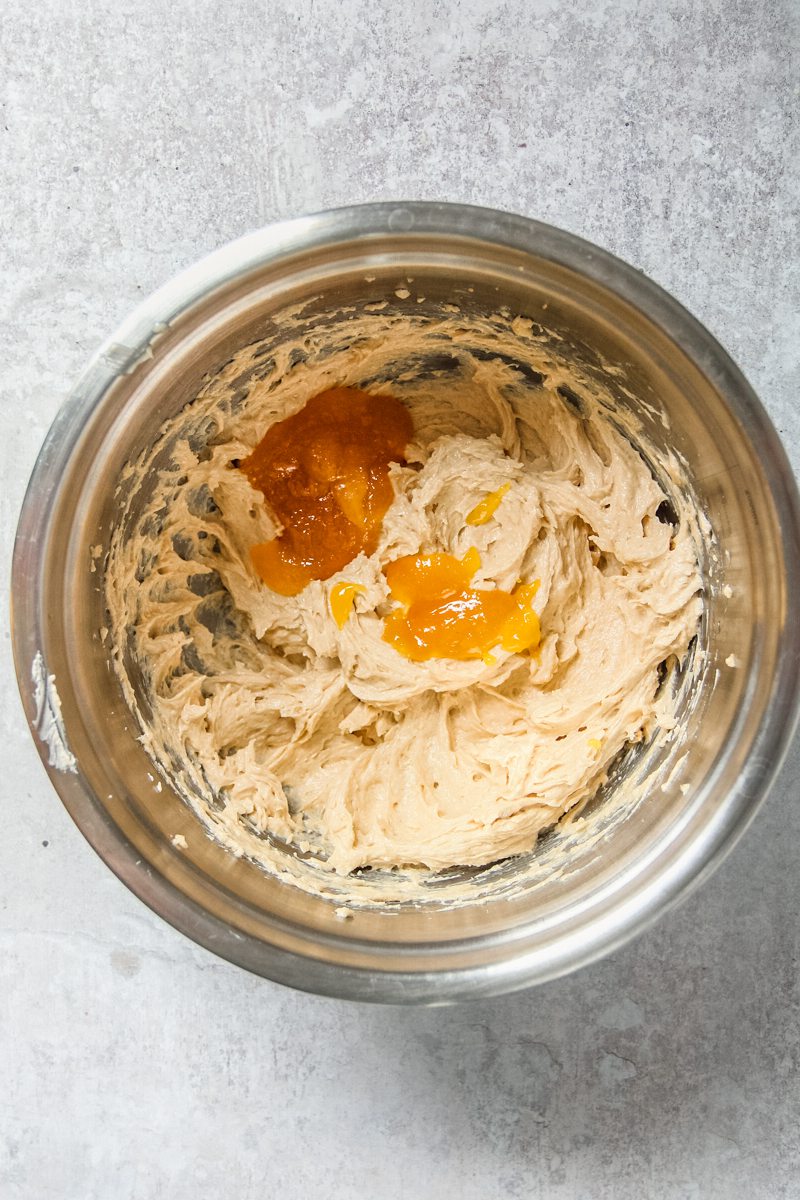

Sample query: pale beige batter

[106,306,702,880]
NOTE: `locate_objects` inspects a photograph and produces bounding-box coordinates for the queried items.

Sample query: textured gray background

[2,1,799,1197]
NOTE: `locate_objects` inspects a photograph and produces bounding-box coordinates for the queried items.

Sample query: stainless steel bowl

[13,203,800,1003]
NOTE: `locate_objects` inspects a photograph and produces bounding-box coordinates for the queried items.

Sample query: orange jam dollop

[240,387,413,596]
[382,546,541,663]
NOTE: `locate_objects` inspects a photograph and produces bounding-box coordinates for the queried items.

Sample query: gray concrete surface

[2,1,799,1197]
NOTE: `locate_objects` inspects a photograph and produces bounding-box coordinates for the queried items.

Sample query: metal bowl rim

[12,201,800,1003]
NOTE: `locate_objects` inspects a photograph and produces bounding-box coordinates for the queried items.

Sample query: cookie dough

[106,309,702,879]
